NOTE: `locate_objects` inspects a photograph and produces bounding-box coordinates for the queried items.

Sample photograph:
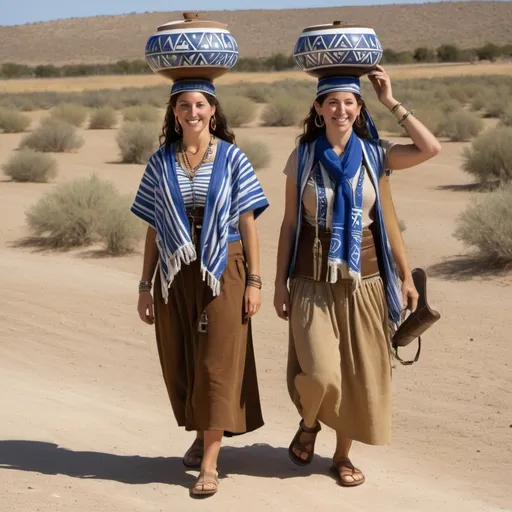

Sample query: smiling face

[315,92,362,135]
[173,92,216,135]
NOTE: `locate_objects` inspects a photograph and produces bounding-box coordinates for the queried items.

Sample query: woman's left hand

[401,274,419,313]
[245,285,261,317]
[368,65,395,108]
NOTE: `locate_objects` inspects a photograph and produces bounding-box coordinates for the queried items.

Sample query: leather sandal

[182,438,203,468]
[191,469,219,496]
[288,419,321,466]
[330,457,366,487]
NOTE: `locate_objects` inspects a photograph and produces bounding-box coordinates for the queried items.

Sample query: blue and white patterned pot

[145,13,239,81]
[293,23,383,78]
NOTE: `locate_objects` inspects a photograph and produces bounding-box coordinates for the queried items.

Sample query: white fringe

[160,242,197,304]
[201,266,221,296]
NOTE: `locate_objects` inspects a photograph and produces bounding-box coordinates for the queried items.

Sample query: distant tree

[437,44,461,62]
[1,62,32,78]
[35,65,60,78]
[476,43,501,62]
[413,47,436,63]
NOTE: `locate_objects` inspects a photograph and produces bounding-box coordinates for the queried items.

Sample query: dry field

[1,2,512,65]
[1,70,511,511]
[1,62,512,94]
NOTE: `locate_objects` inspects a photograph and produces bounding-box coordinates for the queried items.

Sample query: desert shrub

[0,108,31,133]
[88,107,117,129]
[237,139,271,170]
[398,219,407,232]
[437,110,484,142]
[20,119,84,153]
[471,93,486,112]
[439,99,463,114]
[454,185,512,263]
[462,126,512,184]
[25,174,142,253]
[499,104,512,127]
[235,83,275,104]
[262,95,307,127]
[122,104,159,123]
[97,195,144,254]
[219,96,257,127]
[2,149,58,183]
[116,121,158,164]
[49,103,88,127]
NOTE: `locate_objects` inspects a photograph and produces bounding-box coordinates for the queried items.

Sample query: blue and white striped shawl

[131,140,269,303]
[289,137,403,326]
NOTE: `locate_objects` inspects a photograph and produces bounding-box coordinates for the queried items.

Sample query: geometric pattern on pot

[146,28,239,72]
[293,28,383,71]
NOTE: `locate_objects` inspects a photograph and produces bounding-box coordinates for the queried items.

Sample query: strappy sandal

[191,469,219,497]
[182,438,203,468]
[330,457,366,487]
[288,419,321,466]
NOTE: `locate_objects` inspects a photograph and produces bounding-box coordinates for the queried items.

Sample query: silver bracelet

[398,109,416,127]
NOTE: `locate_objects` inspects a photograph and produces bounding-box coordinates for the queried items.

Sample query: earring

[174,116,181,134]
[210,116,217,131]
[314,113,325,128]
[355,114,365,128]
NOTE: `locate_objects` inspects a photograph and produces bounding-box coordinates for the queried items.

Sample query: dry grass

[1,63,512,94]
[0,3,511,65]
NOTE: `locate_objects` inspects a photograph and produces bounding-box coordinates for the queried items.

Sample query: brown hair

[159,92,235,148]
[298,93,371,144]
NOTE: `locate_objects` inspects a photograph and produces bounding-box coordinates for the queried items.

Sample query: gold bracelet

[398,109,416,127]
[390,102,402,114]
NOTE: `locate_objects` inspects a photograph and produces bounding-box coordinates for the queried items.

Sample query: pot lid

[157,12,227,32]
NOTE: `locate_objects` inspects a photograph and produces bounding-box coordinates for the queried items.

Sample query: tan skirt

[153,240,264,436]
[287,225,392,445]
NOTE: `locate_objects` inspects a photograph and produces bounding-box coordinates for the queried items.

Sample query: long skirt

[287,275,392,445]
[153,240,264,435]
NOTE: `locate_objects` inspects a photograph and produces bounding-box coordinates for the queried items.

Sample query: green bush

[262,96,306,127]
[237,139,271,170]
[122,104,159,123]
[462,126,512,184]
[437,110,484,142]
[49,103,88,127]
[25,174,142,253]
[20,119,84,153]
[88,107,117,129]
[220,96,257,127]
[97,195,144,254]
[0,108,31,133]
[2,149,58,183]
[499,104,512,127]
[454,185,512,263]
[116,121,158,164]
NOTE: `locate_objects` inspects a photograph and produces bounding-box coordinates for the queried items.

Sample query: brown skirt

[153,240,264,436]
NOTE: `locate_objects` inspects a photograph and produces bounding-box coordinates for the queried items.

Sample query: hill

[0,1,511,65]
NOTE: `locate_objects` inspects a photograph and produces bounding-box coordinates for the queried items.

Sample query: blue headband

[316,76,361,98]
[170,79,216,97]
[316,76,378,139]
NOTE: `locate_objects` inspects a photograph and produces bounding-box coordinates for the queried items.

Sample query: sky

[0,0,494,27]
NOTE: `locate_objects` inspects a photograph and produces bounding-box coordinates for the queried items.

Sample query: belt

[292,221,380,281]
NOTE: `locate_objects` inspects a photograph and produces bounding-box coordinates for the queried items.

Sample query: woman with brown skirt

[274,66,441,486]
[131,79,269,497]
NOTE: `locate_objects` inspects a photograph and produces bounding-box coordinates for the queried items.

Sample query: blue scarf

[158,140,231,299]
[314,131,365,280]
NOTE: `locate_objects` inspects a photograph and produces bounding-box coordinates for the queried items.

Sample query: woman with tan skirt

[274,66,441,486]
[131,79,269,496]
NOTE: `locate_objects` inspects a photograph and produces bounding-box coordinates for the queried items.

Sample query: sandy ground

[0,114,511,511]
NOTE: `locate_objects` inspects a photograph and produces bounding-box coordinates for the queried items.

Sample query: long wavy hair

[159,92,235,148]
[298,93,371,144]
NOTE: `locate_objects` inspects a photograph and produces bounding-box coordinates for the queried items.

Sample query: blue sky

[0,0,478,27]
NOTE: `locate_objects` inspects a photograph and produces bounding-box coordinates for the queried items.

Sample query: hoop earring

[314,114,325,128]
[210,116,217,131]
[174,116,181,134]
[355,114,365,128]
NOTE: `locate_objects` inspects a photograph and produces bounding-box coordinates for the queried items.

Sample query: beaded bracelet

[139,280,152,292]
